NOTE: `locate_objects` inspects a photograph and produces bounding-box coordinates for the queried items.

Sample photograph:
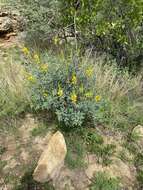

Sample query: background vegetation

[10,0,143,70]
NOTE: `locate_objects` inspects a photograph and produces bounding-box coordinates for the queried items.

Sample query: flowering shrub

[23,49,104,127]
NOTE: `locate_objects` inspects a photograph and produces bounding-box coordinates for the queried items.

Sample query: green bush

[15,0,143,68]
[23,50,105,128]
[60,0,143,69]
[13,0,61,46]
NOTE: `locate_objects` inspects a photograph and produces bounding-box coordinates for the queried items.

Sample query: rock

[85,162,103,179]
[32,132,53,151]
[0,11,9,17]
[0,9,24,37]
[10,10,25,32]
[107,158,132,179]
[106,158,136,187]
[133,125,143,136]
[0,17,12,33]
[132,125,143,147]
[6,32,17,38]
[54,167,90,190]
[85,155,136,188]
[33,131,67,183]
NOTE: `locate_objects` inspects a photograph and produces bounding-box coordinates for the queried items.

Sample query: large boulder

[0,17,12,33]
[0,9,24,36]
[33,131,67,183]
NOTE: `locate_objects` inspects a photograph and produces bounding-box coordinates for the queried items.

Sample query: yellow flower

[27,75,35,82]
[43,92,48,97]
[33,53,40,64]
[71,92,77,104]
[53,36,59,45]
[111,22,117,29]
[85,91,93,98]
[85,67,94,77]
[22,47,29,55]
[95,95,101,102]
[40,64,48,72]
[57,87,63,97]
[71,74,77,85]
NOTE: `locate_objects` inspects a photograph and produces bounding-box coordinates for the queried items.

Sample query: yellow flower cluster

[33,53,40,64]
[85,67,94,77]
[53,36,59,45]
[57,87,63,97]
[40,64,48,72]
[43,92,48,97]
[71,74,77,85]
[95,95,101,102]
[70,92,77,104]
[27,75,35,82]
[22,47,29,56]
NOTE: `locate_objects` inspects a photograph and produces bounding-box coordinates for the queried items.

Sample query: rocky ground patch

[0,114,142,190]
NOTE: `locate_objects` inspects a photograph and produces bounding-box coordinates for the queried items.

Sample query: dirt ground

[0,114,138,190]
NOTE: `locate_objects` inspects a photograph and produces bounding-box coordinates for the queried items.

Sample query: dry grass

[0,48,30,117]
[85,54,143,129]
[94,62,143,100]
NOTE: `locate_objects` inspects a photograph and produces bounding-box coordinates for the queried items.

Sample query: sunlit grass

[92,57,143,130]
[0,48,30,117]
